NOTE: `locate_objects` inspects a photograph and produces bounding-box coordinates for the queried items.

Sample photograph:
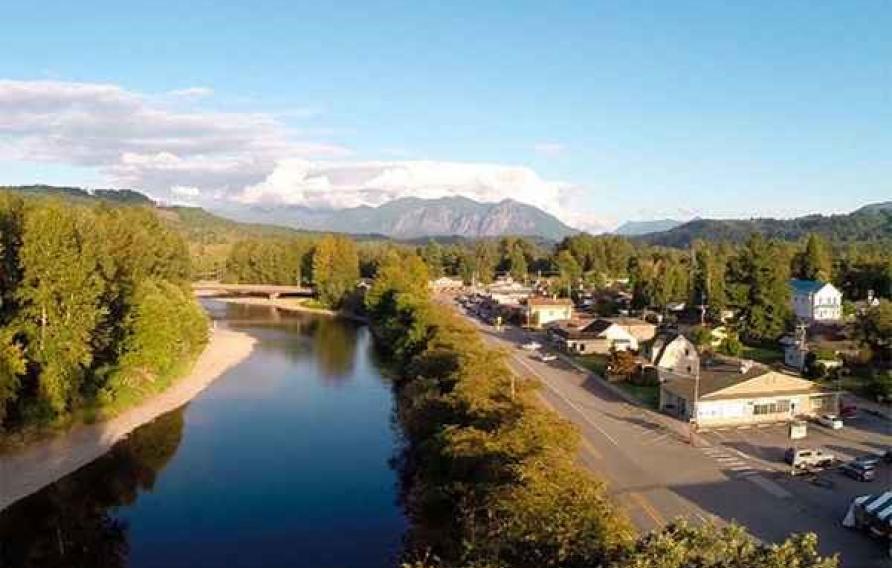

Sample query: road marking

[511,352,621,448]
[746,474,792,499]
[629,491,665,527]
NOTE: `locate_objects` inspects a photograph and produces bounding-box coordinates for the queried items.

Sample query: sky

[0,1,889,230]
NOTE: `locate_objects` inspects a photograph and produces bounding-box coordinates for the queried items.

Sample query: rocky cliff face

[224,196,578,240]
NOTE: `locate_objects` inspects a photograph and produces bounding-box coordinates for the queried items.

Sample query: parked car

[853,454,881,468]
[537,352,557,362]
[785,448,836,470]
[840,404,858,418]
[521,341,542,351]
[816,414,843,430]
[840,461,876,482]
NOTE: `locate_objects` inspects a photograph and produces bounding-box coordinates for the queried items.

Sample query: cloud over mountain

[0,79,604,232]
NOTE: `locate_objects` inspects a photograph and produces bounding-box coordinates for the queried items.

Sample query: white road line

[510,353,622,448]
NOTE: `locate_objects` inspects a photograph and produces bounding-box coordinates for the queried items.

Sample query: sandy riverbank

[0,327,256,512]
[216,296,369,323]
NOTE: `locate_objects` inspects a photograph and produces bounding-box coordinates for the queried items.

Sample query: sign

[789,420,807,440]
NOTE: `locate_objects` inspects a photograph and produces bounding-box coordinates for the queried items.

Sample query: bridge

[192,281,315,299]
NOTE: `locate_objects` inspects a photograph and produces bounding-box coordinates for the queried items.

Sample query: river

[0,300,406,568]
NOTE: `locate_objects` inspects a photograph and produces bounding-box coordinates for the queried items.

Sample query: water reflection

[0,410,184,568]
[0,302,404,568]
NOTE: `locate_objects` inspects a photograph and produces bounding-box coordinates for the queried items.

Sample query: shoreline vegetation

[0,325,255,511]
[365,250,838,568]
[213,296,369,323]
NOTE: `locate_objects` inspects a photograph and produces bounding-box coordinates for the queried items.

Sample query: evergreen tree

[730,234,792,342]
[794,233,833,281]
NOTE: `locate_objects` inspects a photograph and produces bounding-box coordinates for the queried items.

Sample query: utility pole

[690,359,701,445]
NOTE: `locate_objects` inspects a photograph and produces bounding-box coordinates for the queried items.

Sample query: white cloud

[171,184,201,197]
[533,142,565,157]
[0,79,605,232]
[167,86,214,98]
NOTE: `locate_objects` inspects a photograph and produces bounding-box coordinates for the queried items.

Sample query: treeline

[0,193,207,432]
[222,234,360,308]
[365,249,836,568]
[638,207,892,248]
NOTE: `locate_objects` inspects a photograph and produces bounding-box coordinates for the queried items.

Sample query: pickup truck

[785,447,836,470]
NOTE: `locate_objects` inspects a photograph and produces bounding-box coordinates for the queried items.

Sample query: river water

[0,301,406,568]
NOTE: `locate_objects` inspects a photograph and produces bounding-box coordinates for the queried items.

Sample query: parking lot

[699,413,891,542]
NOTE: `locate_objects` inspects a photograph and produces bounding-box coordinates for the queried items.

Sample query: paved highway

[447,300,887,567]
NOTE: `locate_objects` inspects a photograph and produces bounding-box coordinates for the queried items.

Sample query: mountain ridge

[218,195,579,240]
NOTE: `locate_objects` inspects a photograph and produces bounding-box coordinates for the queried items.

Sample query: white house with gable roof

[790,279,843,322]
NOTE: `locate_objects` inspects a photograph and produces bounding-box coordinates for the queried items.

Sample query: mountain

[218,196,578,240]
[614,219,683,236]
[0,184,154,205]
[639,202,892,247]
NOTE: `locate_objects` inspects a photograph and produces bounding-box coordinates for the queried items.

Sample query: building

[429,276,465,293]
[659,359,837,428]
[524,297,573,328]
[484,277,533,306]
[643,332,699,377]
[609,317,657,342]
[549,318,639,354]
[790,279,843,322]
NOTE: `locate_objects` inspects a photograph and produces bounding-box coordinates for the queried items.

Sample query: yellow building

[524,297,573,329]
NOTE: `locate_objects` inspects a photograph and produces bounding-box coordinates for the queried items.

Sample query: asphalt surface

[448,300,889,568]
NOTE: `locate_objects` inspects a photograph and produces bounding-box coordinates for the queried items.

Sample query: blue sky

[1,1,889,228]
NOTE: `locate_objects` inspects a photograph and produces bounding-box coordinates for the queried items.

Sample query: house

[609,317,657,342]
[790,279,843,322]
[485,277,533,306]
[659,359,837,428]
[429,276,465,292]
[643,332,700,377]
[524,297,573,328]
[549,318,639,354]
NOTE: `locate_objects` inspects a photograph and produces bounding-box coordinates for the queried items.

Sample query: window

[753,400,791,415]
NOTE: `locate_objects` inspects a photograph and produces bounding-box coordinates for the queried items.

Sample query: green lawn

[572,353,659,409]
[574,354,608,376]
[741,344,784,364]
[615,382,660,409]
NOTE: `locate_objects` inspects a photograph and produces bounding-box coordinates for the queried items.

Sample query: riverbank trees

[0,194,207,433]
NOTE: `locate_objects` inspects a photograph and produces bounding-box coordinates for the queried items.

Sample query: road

[447,300,888,567]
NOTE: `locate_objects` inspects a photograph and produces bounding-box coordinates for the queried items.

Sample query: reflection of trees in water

[0,408,185,568]
[313,318,358,384]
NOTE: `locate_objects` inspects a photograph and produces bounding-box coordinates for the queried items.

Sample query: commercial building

[659,359,836,428]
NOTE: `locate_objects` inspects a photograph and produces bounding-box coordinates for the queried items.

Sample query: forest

[0,192,207,436]
[364,248,836,568]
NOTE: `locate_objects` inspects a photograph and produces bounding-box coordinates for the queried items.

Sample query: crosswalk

[699,445,763,478]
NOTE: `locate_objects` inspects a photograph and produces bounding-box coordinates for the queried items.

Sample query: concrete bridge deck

[192,282,314,299]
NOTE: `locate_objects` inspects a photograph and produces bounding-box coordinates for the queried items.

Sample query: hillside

[220,196,578,240]
[614,219,683,236]
[639,205,892,247]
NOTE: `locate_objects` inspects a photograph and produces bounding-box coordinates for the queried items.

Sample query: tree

[853,299,892,365]
[15,204,104,413]
[614,522,837,568]
[729,234,791,342]
[718,331,743,357]
[0,330,25,425]
[689,326,712,350]
[312,234,360,308]
[607,349,638,379]
[793,233,833,282]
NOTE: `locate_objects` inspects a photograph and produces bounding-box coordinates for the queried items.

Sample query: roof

[858,492,892,526]
[527,297,573,307]
[607,317,654,328]
[661,360,830,402]
[790,279,839,296]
